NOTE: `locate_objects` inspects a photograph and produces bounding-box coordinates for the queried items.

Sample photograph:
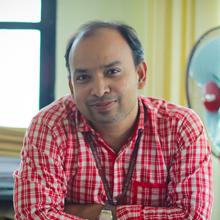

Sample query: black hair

[64,21,145,79]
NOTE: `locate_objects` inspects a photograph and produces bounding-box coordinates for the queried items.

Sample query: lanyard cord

[84,129,143,205]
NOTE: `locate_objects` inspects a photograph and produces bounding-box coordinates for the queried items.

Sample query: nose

[91,74,110,97]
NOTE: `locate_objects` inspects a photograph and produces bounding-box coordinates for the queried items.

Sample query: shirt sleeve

[13,118,84,220]
[116,110,213,220]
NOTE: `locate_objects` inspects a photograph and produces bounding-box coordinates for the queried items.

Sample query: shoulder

[140,96,206,151]
[140,96,201,122]
[30,95,77,130]
[139,96,204,135]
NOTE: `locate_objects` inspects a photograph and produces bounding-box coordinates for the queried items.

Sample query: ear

[136,61,147,89]
[68,79,74,95]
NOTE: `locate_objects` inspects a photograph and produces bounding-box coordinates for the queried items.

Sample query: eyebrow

[74,61,121,75]
[100,60,121,69]
[74,69,88,75]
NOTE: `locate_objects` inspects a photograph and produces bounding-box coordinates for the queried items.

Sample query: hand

[64,203,104,220]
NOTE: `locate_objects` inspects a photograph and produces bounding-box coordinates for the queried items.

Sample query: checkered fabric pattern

[13,95,213,219]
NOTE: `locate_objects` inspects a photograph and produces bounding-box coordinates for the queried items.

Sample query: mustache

[87,96,117,106]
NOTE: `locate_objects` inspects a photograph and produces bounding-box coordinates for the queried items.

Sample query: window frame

[0,0,56,109]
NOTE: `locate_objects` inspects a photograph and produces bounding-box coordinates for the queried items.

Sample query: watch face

[99,209,113,220]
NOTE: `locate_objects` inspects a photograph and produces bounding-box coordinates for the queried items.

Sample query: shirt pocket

[131,180,167,207]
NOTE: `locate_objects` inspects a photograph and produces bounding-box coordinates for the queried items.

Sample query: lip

[89,100,117,112]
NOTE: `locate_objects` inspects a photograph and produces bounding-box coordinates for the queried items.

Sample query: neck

[92,104,139,152]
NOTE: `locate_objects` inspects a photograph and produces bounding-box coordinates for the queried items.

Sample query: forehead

[69,28,133,68]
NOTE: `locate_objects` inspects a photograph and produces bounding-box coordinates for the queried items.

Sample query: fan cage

[185,26,220,158]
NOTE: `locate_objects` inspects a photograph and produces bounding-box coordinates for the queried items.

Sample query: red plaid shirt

[13,95,213,220]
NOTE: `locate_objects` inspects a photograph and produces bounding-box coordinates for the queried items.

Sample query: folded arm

[13,120,86,220]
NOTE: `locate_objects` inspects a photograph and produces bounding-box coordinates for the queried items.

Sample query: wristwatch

[99,204,113,220]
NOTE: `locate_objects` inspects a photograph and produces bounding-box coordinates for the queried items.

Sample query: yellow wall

[56,1,220,219]
[56,0,220,104]
[56,0,148,99]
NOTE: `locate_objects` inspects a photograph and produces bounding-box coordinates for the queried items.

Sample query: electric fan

[186,26,220,158]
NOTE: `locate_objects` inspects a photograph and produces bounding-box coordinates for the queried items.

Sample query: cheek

[73,87,88,104]
[115,79,138,106]
[121,74,138,93]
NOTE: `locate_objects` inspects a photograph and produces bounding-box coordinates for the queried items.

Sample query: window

[0,0,41,22]
[0,0,56,128]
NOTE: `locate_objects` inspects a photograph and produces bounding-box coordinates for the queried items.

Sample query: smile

[89,100,117,112]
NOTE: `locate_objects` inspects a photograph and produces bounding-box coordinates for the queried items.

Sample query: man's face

[68,28,146,127]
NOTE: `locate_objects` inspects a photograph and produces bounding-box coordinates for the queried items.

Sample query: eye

[105,68,121,76]
[75,74,90,83]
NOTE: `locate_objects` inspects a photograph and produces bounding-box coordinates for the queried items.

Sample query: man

[13,21,213,219]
